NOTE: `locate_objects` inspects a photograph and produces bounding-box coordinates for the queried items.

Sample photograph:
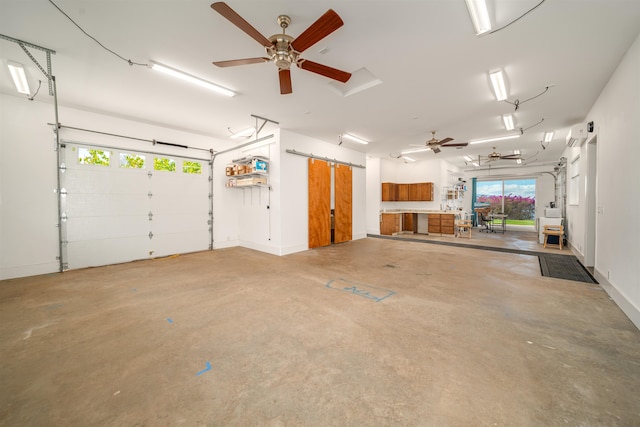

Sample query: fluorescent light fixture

[241,134,276,151]
[463,155,474,162]
[516,158,522,164]
[149,61,235,97]
[543,131,555,142]
[469,134,520,145]
[401,147,430,155]
[401,156,416,162]
[502,114,515,131]
[465,0,492,35]
[513,149,521,155]
[489,70,508,101]
[342,133,369,145]
[472,161,480,167]
[232,127,256,138]
[7,61,30,94]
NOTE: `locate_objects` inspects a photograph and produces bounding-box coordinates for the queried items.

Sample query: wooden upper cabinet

[381,182,396,201]
[397,184,409,201]
[382,181,434,201]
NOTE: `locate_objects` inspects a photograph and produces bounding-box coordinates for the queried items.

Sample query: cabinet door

[308,158,331,248]
[403,213,415,232]
[422,182,434,201]
[441,214,455,234]
[427,213,441,234]
[381,182,396,201]
[334,164,352,244]
[408,184,419,201]
[397,184,409,201]
[380,214,400,235]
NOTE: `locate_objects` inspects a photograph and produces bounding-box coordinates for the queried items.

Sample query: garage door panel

[67,236,149,270]
[151,231,209,258]
[66,169,149,195]
[66,193,148,217]
[152,213,209,235]
[67,215,149,241]
[151,196,208,215]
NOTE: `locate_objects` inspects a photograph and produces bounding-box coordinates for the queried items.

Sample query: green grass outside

[504,219,535,226]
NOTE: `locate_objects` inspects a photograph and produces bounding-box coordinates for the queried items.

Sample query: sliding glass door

[475,179,535,226]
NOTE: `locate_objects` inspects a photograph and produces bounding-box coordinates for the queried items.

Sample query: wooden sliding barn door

[308,158,331,248]
[334,164,352,244]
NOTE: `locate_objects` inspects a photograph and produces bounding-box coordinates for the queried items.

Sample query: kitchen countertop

[380,209,461,214]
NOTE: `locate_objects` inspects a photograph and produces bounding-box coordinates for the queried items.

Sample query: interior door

[308,158,331,248]
[334,164,352,244]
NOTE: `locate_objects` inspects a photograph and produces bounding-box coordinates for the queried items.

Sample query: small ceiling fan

[210,2,351,95]
[412,131,469,154]
[476,147,537,165]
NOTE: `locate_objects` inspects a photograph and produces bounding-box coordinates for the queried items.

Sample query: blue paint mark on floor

[166,318,173,324]
[196,361,212,376]
[326,278,395,302]
[46,303,64,310]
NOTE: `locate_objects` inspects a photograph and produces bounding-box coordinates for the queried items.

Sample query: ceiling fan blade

[500,154,521,159]
[211,2,272,47]
[291,9,344,53]
[438,137,454,144]
[441,142,469,147]
[279,69,292,94]
[213,57,270,67]
[298,60,351,82]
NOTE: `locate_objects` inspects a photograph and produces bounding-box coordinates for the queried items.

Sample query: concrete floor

[1,234,639,426]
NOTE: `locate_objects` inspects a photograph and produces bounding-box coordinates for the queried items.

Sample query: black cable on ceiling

[48,0,148,67]
[488,0,547,35]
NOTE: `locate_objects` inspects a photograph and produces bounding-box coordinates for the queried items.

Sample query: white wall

[365,157,381,234]
[565,32,640,328]
[279,129,367,255]
[0,93,234,280]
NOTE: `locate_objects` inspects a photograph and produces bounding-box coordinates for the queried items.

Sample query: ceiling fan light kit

[210,2,352,95]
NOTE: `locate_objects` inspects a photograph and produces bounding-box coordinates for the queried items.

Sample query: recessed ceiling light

[543,131,555,142]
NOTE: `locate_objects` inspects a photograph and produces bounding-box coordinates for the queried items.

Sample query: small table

[490,214,507,233]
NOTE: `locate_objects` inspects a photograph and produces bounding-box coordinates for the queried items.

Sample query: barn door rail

[285,149,365,169]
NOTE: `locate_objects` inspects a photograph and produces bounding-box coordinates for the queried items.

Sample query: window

[154,157,176,172]
[120,153,145,169]
[78,147,110,166]
[183,160,202,174]
[475,178,536,225]
[569,156,580,205]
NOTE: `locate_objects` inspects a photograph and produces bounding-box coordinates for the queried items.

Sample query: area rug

[538,254,597,283]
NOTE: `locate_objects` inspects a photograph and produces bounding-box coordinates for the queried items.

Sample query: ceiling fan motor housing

[269,34,295,70]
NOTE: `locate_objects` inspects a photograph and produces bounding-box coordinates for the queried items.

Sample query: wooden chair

[455,219,473,239]
[543,225,564,249]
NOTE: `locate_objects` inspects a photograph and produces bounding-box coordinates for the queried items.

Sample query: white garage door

[60,142,210,270]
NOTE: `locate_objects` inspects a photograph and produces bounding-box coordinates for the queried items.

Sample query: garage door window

[154,157,176,172]
[120,153,146,169]
[78,147,110,166]
[183,160,202,174]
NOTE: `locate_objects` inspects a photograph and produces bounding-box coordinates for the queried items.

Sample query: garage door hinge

[147,172,153,179]
[61,240,68,246]
[208,176,213,182]
[60,213,68,222]
[148,231,154,240]
[148,211,153,221]
[59,163,66,173]
[208,193,213,199]
[59,188,67,196]
[147,191,153,199]
[207,220,212,225]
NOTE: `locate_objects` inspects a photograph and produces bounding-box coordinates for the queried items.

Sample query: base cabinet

[380,213,401,235]
[428,213,455,235]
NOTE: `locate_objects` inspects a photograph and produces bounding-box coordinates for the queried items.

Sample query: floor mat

[538,254,597,283]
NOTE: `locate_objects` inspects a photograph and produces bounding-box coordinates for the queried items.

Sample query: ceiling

[2,0,639,171]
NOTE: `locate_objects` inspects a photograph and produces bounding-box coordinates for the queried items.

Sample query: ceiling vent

[566,123,588,147]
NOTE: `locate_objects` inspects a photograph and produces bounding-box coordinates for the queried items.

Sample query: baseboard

[595,269,640,331]
[212,239,240,250]
[568,241,586,265]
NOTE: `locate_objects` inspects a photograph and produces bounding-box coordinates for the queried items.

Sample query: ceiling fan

[476,147,535,165]
[210,2,352,95]
[412,131,468,154]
